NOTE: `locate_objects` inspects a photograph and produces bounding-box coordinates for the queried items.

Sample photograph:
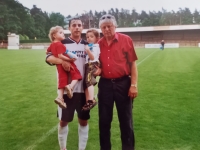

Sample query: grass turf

[0,48,200,150]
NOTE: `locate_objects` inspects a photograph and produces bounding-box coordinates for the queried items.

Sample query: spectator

[161,40,165,50]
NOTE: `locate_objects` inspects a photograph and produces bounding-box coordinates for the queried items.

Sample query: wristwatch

[131,84,137,88]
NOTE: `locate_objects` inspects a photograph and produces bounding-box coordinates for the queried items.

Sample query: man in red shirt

[96,14,138,150]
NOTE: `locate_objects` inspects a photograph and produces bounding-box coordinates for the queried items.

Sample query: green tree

[30,5,47,38]
[0,4,8,39]
[19,34,25,40]
[49,13,65,27]
[0,0,36,39]
[1,0,200,40]
[130,9,139,27]
[181,8,193,24]
[139,11,150,26]
[23,34,29,40]
[193,9,200,24]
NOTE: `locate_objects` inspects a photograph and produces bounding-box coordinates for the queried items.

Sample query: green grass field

[0,48,200,150]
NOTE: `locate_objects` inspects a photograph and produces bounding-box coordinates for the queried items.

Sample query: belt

[102,76,129,83]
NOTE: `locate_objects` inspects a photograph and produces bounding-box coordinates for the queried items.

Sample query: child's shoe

[82,99,97,111]
[54,97,67,109]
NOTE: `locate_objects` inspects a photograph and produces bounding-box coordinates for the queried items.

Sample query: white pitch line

[136,50,157,66]
[26,50,157,150]
[25,125,57,150]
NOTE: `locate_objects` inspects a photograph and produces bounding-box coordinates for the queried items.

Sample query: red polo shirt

[98,32,138,79]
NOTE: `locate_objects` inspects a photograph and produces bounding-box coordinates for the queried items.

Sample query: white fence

[145,43,179,48]
[31,46,45,49]
[199,43,200,47]
[7,46,19,50]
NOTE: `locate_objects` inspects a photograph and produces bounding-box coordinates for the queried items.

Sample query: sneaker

[54,98,67,109]
[82,99,98,111]
[65,85,73,99]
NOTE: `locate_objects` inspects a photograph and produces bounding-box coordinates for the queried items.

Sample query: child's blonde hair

[48,26,63,42]
[86,28,100,40]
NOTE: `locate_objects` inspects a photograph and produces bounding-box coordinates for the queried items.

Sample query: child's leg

[69,80,78,90]
[65,62,82,99]
[55,88,67,109]
[58,89,64,99]
[85,85,94,102]
[65,80,78,99]
[56,64,68,108]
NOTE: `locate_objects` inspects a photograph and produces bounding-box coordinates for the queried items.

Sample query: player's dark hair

[68,17,83,27]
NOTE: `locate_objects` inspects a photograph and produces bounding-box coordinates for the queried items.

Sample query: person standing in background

[161,40,165,50]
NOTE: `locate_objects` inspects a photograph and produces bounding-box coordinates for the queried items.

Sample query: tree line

[82,8,200,28]
[0,0,65,40]
[0,0,200,40]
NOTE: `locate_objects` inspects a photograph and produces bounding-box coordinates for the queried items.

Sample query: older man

[97,14,138,150]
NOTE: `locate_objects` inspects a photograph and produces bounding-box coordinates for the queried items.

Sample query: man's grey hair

[99,14,118,28]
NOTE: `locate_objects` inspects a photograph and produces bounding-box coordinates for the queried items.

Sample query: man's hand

[46,55,62,65]
[62,61,74,71]
[128,86,138,99]
[93,65,101,76]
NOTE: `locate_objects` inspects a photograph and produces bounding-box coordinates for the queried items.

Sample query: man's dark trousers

[98,76,135,150]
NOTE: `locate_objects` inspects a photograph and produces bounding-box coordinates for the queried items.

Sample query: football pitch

[0,48,200,150]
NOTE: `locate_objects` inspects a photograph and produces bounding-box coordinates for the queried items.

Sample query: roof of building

[64,24,200,34]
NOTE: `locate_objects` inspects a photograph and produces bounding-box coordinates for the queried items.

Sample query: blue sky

[17,0,200,17]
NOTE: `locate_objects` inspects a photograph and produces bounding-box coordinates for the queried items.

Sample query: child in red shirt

[47,26,82,109]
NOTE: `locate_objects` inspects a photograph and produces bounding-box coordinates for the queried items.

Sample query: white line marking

[136,50,157,66]
[25,125,57,150]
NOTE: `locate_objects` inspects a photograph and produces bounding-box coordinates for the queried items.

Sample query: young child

[82,28,100,111]
[47,26,82,109]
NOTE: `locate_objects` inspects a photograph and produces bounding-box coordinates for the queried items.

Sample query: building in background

[64,24,200,48]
